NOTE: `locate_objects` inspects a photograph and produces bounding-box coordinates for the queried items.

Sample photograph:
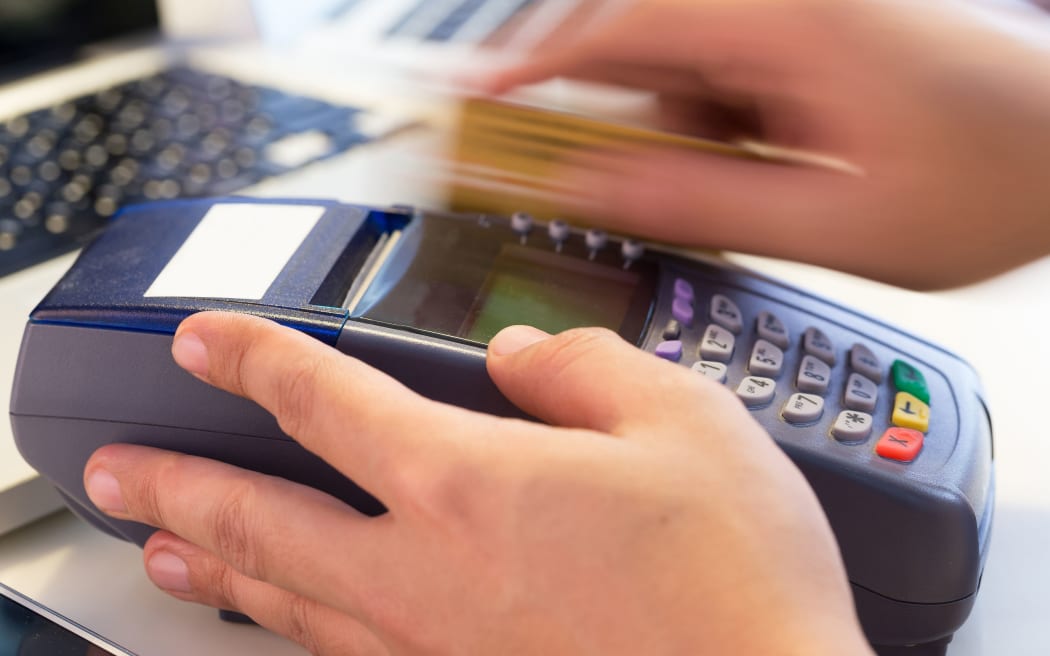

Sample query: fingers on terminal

[488,326,731,435]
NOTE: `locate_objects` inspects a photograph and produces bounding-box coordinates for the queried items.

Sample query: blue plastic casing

[28,197,409,344]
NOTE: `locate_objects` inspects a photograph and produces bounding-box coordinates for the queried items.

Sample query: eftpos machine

[10,198,993,655]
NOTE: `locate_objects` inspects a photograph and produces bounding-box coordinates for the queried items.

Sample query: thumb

[486,325,739,436]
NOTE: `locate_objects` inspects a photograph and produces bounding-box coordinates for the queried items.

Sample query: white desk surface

[2,42,1050,656]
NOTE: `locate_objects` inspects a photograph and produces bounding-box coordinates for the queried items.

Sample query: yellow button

[892,392,930,432]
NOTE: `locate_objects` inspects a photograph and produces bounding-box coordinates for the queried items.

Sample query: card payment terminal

[9,198,994,656]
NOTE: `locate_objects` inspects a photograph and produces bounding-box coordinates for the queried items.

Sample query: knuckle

[209,480,268,580]
[272,357,327,437]
[684,369,736,404]
[533,327,619,377]
[673,370,752,429]
[212,560,244,611]
[135,468,167,526]
[213,325,261,398]
[657,357,731,404]
[284,595,323,655]
[128,454,181,527]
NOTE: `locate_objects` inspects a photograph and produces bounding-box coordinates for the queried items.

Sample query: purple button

[672,297,694,326]
[673,278,695,303]
[654,340,683,362]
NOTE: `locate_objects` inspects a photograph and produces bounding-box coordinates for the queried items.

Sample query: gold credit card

[446,97,758,222]
[445,97,862,222]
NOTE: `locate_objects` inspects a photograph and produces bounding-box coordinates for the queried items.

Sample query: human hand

[83,312,873,655]
[488,0,1050,289]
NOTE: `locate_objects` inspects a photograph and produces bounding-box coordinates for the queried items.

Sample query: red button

[876,427,924,462]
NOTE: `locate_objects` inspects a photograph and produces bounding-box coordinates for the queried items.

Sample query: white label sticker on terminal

[145,204,325,300]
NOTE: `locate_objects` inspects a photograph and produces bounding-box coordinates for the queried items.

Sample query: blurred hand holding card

[445,97,862,226]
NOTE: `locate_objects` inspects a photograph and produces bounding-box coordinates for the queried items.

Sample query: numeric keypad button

[654,340,684,363]
[892,391,930,433]
[844,373,879,412]
[849,343,883,383]
[736,376,776,408]
[662,319,682,340]
[832,410,874,442]
[803,327,836,365]
[748,339,784,378]
[672,298,695,327]
[673,278,695,303]
[691,361,728,383]
[782,393,824,424]
[699,324,735,362]
[756,311,789,349]
[892,360,930,404]
[797,355,832,394]
[710,294,743,334]
[876,427,924,462]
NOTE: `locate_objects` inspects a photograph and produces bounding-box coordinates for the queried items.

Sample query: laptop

[295,0,628,80]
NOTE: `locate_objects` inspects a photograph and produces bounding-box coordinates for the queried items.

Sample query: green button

[891,360,929,404]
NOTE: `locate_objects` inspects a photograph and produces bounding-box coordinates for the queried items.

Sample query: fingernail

[147,551,193,593]
[85,469,126,514]
[489,325,551,356]
[172,331,209,377]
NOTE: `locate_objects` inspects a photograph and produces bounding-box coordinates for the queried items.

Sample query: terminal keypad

[648,278,937,465]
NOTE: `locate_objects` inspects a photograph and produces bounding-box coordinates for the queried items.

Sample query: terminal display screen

[355,213,654,344]
[462,245,639,342]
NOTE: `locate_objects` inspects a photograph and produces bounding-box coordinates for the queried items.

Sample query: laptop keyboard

[0,67,376,278]
[387,0,536,43]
